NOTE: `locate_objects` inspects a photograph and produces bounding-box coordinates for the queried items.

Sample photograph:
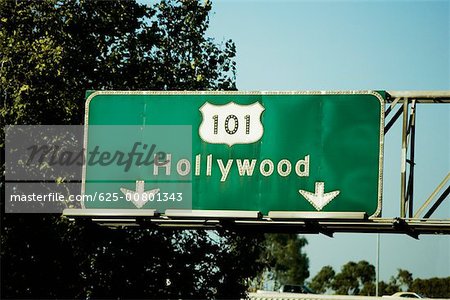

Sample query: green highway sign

[81,91,384,218]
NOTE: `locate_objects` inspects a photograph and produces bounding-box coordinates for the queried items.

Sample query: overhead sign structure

[79,91,384,219]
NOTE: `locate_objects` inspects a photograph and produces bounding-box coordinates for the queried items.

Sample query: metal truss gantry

[385,91,449,220]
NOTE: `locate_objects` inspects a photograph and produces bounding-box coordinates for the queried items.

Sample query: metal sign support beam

[400,99,408,218]
[385,91,449,224]
[407,100,416,218]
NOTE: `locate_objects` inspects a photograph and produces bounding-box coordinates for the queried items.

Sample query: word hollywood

[154,154,310,181]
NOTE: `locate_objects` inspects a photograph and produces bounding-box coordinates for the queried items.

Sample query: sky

[205,0,450,282]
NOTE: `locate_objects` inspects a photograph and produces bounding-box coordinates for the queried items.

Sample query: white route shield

[199,101,265,146]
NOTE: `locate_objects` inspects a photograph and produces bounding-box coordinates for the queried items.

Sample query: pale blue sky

[205,0,450,281]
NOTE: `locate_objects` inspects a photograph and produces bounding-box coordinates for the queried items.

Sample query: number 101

[212,114,250,135]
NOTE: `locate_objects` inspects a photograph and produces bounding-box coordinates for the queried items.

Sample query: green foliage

[410,277,450,298]
[310,263,450,298]
[308,261,376,295]
[378,270,450,298]
[330,260,375,295]
[378,279,400,296]
[397,269,413,291]
[0,0,261,299]
[378,269,413,296]
[0,0,236,128]
[251,234,310,291]
[309,265,335,294]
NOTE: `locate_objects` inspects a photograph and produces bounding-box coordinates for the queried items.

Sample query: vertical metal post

[408,100,416,218]
[400,99,408,218]
[376,233,380,297]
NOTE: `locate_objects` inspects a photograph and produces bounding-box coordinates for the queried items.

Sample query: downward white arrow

[299,182,340,211]
[120,180,160,209]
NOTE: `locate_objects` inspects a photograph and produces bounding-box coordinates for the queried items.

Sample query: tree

[0,0,236,128]
[0,0,262,298]
[309,265,335,294]
[397,269,413,291]
[379,279,400,296]
[378,280,399,296]
[410,277,450,298]
[331,260,375,295]
[309,262,376,295]
[251,234,310,291]
[378,271,450,298]
[378,269,413,296]
[310,262,449,298]
[331,261,360,295]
